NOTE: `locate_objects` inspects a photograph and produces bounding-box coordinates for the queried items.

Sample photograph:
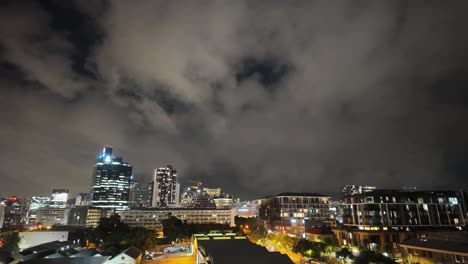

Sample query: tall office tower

[129,182,148,208]
[1,196,24,231]
[50,189,69,208]
[90,146,133,210]
[151,165,180,207]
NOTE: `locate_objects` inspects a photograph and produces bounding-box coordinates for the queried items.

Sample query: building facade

[204,188,221,197]
[258,192,330,235]
[342,185,376,196]
[400,238,468,264]
[129,182,148,208]
[117,208,235,230]
[234,201,259,218]
[341,190,464,228]
[26,196,50,224]
[259,192,330,221]
[50,189,69,208]
[68,206,109,227]
[75,193,91,207]
[1,196,25,230]
[213,196,234,209]
[90,147,133,210]
[150,165,180,207]
[36,208,70,227]
[333,189,467,251]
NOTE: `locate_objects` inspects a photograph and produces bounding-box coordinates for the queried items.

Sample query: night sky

[1,1,468,200]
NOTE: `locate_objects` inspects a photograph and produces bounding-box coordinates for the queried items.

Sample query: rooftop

[400,238,468,255]
[21,256,110,264]
[198,236,293,264]
[259,192,329,199]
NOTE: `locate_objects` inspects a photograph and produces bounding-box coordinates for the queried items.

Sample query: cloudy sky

[1,0,468,200]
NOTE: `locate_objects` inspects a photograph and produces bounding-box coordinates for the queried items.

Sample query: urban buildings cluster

[0,146,239,232]
[1,146,468,263]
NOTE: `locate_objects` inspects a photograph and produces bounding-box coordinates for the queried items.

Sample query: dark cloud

[1,1,468,200]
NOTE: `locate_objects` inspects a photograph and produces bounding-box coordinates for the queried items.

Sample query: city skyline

[1,1,468,200]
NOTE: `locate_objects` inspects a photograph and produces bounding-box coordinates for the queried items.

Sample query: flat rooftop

[400,238,468,255]
[198,236,293,264]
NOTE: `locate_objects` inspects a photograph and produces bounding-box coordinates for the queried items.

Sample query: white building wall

[18,231,69,250]
[117,209,235,230]
[36,208,70,227]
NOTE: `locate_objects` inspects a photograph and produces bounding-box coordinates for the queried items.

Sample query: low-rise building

[400,238,468,264]
[117,208,235,230]
[213,196,233,209]
[19,241,141,264]
[18,231,69,250]
[36,208,70,227]
[68,206,109,227]
[234,201,259,218]
[196,234,293,264]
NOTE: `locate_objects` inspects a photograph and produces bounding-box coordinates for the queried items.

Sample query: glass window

[449,197,458,205]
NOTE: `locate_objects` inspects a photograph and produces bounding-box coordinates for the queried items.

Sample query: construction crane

[183,179,203,190]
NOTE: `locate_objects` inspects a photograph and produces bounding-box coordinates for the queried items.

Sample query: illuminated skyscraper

[50,189,69,208]
[90,146,132,210]
[150,165,180,207]
[1,196,24,231]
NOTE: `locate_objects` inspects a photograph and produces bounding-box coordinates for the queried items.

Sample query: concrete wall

[18,231,69,250]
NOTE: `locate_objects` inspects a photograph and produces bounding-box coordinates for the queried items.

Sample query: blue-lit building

[90,147,132,210]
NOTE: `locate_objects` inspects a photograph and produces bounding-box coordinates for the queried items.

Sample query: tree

[87,214,159,252]
[294,239,312,257]
[125,227,157,251]
[293,239,328,259]
[261,233,296,252]
[323,236,339,248]
[336,247,353,260]
[354,249,395,264]
[234,216,266,237]
[90,214,131,249]
[0,232,21,254]
[162,216,186,242]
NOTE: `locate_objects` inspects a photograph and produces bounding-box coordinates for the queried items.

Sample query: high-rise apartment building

[50,189,69,208]
[90,146,132,210]
[258,192,331,235]
[333,189,467,251]
[150,165,180,207]
[341,190,464,227]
